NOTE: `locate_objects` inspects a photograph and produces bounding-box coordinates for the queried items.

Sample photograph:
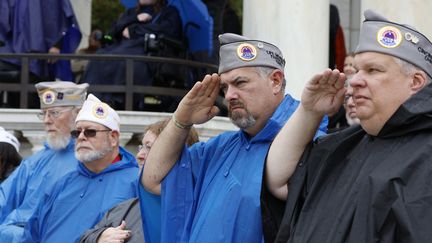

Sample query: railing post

[125,59,134,110]
[20,57,30,108]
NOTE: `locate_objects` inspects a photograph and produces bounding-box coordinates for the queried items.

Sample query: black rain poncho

[275,83,432,243]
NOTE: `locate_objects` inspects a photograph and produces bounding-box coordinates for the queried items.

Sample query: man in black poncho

[265,9,432,243]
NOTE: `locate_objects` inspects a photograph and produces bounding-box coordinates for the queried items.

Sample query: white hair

[393,57,432,85]
[255,66,286,93]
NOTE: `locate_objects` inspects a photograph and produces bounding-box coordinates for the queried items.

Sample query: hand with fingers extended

[97,221,131,243]
[301,69,347,116]
[174,73,221,126]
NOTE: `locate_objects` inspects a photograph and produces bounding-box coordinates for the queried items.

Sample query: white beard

[47,132,71,150]
[75,141,113,163]
[46,112,76,150]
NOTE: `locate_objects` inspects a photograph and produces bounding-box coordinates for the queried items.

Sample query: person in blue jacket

[20,94,139,243]
[79,118,200,243]
[0,81,88,242]
[141,33,328,243]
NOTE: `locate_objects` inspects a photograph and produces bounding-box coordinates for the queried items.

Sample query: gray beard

[47,133,71,150]
[75,143,113,163]
[46,113,75,150]
[229,110,256,130]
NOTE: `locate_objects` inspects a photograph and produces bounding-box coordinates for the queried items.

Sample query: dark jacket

[276,83,432,243]
[79,198,144,243]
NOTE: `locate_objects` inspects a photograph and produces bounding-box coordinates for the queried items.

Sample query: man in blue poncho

[0,81,88,242]
[21,94,139,243]
[141,33,328,242]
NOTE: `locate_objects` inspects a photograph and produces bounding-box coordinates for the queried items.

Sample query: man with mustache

[266,10,432,242]
[79,118,199,243]
[21,94,138,242]
[142,33,328,242]
[0,81,88,241]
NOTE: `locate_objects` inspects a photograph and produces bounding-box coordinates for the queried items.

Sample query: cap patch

[92,104,108,119]
[237,43,257,61]
[42,90,56,105]
[377,26,402,48]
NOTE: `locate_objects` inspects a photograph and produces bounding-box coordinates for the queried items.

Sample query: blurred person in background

[80,0,183,110]
[0,127,21,182]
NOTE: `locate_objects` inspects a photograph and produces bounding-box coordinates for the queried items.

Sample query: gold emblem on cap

[42,90,56,105]
[404,32,419,44]
[92,103,108,119]
[376,26,402,48]
[237,43,257,61]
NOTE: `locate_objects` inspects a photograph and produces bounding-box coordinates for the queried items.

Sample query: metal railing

[0,53,218,110]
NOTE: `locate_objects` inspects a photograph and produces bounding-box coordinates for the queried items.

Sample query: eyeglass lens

[70,129,110,138]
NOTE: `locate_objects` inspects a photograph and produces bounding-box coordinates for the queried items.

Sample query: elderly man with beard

[0,81,88,241]
[79,118,200,243]
[21,94,139,243]
[141,33,328,243]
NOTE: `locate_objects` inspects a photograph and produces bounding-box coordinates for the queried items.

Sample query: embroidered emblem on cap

[92,104,108,119]
[377,26,402,48]
[237,43,257,61]
[42,90,56,105]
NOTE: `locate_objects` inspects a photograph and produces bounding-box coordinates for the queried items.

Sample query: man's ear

[410,70,428,95]
[110,130,120,147]
[270,69,284,94]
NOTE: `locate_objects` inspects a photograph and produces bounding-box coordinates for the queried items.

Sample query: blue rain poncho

[0,140,77,242]
[21,147,139,243]
[140,95,328,243]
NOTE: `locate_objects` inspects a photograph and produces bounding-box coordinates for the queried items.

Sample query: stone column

[70,0,92,49]
[243,0,330,98]
[360,0,432,40]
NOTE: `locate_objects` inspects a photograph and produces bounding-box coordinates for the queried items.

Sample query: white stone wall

[0,109,238,158]
[243,0,330,99]
[361,0,432,40]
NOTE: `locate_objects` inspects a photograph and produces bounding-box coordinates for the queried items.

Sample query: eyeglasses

[344,94,353,104]
[37,107,74,120]
[70,129,111,138]
[137,144,151,153]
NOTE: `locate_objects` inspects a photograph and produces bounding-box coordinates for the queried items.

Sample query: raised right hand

[97,221,131,243]
[301,69,346,116]
[174,73,221,126]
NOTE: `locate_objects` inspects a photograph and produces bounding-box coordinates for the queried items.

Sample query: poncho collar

[378,83,432,138]
[77,146,138,178]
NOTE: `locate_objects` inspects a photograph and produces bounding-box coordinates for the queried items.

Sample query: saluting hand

[97,220,131,243]
[174,73,221,126]
[301,69,346,116]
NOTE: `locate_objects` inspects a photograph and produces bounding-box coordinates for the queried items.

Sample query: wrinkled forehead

[42,105,73,111]
[353,51,396,67]
[75,120,107,130]
[142,130,157,144]
[220,67,261,84]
